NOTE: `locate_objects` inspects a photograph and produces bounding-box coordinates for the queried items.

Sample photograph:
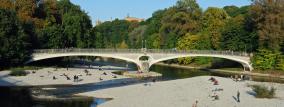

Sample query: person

[213,80,219,85]
[234,75,238,82]
[66,76,70,80]
[152,78,156,83]
[76,75,79,82]
[103,72,107,75]
[73,75,76,82]
[53,76,57,80]
[211,92,219,101]
[192,100,198,107]
[209,77,216,82]
[237,90,240,102]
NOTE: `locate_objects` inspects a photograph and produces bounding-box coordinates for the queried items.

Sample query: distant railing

[33,48,250,57]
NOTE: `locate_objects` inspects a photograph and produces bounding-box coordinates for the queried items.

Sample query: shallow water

[150,65,284,83]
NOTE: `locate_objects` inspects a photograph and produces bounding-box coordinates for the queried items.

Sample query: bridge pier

[241,63,253,72]
[139,61,150,72]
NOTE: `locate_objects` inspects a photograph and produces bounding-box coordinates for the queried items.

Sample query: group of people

[231,75,248,82]
[209,77,221,101]
[48,67,119,83]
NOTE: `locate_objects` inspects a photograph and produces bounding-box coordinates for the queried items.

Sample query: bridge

[26,49,253,72]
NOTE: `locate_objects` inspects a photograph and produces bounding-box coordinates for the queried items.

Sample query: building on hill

[125,15,144,22]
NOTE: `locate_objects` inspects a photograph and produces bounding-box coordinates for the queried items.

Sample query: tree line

[0,0,283,71]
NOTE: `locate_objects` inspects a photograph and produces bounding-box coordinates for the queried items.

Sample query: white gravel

[0,66,129,86]
[77,76,284,107]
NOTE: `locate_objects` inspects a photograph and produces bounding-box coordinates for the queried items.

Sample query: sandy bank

[77,76,284,107]
[0,66,131,86]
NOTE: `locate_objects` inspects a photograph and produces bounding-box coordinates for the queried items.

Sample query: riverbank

[155,63,284,79]
[77,76,284,107]
[0,66,132,86]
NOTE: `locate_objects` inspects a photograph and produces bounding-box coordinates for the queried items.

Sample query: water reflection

[150,65,212,80]
[151,65,284,83]
[0,87,111,107]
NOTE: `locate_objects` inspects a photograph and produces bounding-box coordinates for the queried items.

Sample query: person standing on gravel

[237,90,240,102]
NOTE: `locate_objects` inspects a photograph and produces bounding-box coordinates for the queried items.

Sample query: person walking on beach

[237,90,240,102]
[192,100,198,107]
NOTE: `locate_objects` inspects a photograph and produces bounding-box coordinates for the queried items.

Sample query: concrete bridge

[26,49,253,72]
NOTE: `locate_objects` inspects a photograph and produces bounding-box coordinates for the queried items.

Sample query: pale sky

[70,0,252,25]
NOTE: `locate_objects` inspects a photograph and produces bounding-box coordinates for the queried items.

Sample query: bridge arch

[149,54,253,71]
[26,53,142,69]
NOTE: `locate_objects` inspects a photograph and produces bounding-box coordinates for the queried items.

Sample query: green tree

[118,41,128,49]
[252,49,277,70]
[250,0,284,52]
[128,25,147,48]
[275,55,284,71]
[58,0,92,48]
[38,25,66,48]
[176,33,210,64]
[202,7,229,49]
[0,9,29,68]
[224,5,250,17]
[220,15,257,52]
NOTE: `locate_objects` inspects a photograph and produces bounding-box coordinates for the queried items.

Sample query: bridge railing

[147,49,249,56]
[34,49,142,53]
[33,49,250,57]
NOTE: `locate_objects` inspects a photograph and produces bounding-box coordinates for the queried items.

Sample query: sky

[70,0,252,25]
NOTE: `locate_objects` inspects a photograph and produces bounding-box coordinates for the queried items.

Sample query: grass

[9,68,28,76]
[251,84,276,98]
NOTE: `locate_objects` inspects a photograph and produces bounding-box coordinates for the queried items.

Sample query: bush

[251,85,276,98]
[10,69,28,76]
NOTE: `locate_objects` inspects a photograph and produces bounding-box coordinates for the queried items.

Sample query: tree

[275,55,284,71]
[58,0,92,48]
[128,25,147,48]
[224,5,250,17]
[0,0,14,10]
[0,9,29,68]
[93,19,137,48]
[220,15,257,52]
[118,41,128,49]
[223,5,239,17]
[202,7,229,49]
[176,0,201,13]
[176,33,210,64]
[38,25,66,48]
[15,0,36,23]
[252,49,277,70]
[250,0,284,52]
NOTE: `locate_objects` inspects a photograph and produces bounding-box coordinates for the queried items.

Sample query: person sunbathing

[213,80,219,85]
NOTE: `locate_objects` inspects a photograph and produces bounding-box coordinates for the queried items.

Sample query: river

[1,64,283,107]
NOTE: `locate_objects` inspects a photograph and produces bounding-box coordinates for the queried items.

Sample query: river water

[1,64,283,107]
